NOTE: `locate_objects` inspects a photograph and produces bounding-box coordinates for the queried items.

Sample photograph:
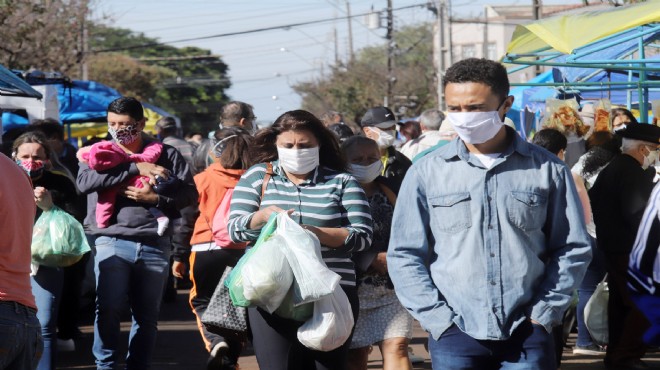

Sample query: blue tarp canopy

[0,64,42,98]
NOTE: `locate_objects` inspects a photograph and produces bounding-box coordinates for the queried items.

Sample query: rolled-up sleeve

[338,177,373,253]
[387,167,455,339]
[527,165,592,332]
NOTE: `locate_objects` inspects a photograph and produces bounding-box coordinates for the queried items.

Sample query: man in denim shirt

[387,58,592,370]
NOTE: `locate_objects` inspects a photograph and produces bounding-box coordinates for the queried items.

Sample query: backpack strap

[261,162,273,201]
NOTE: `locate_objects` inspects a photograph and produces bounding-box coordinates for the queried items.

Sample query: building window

[462,45,476,60]
[487,43,498,60]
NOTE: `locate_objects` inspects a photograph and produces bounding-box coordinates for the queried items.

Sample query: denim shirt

[387,129,592,340]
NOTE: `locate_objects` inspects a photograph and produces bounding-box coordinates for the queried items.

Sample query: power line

[91,3,428,54]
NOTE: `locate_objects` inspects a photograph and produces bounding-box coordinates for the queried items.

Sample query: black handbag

[201,266,248,334]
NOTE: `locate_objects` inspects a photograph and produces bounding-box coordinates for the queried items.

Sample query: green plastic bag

[226,213,278,307]
[31,206,91,267]
[274,286,314,322]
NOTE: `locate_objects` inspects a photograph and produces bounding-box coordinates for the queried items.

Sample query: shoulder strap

[261,162,273,200]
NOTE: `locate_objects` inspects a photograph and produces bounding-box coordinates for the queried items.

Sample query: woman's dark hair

[610,107,638,126]
[531,128,567,155]
[250,110,347,172]
[213,127,253,170]
[12,131,52,159]
[107,97,144,121]
[399,120,422,141]
[581,133,622,179]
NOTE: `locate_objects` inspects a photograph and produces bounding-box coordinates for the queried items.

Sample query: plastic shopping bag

[31,206,91,267]
[297,286,355,352]
[276,213,341,305]
[242,234,294,313]
[226,213,278,307]
[274,286,314,322]
[585,279,609,346]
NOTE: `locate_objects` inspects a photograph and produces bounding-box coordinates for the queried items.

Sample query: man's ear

[137,118,147,131]
[503,95,514,114]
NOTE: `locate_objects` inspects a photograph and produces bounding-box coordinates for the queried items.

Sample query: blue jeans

[93,236,171,370]
[0,301,43,370]
[428,321,556,370]
[576,240,606,347]
[31,265,64,370]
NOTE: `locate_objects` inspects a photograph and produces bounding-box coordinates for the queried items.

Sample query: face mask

[371,127,396,149]
[16,159,45,179]
[350,160,383,184]
[643,148,658,170]
[277,147,319,175]
[212,135,237,158]
[446,110,504,144]
[613,125,627,133]
[109,124,140,146]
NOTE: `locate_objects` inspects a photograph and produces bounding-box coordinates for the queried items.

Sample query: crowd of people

[1,57,659,370]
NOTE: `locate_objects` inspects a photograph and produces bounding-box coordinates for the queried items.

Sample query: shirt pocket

[507,190,547,231]
[429,192,472,232]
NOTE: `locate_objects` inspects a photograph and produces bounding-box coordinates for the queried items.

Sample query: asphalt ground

[58,289,660,370]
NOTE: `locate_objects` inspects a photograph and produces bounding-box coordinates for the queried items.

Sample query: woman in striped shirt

[227,110,373,370]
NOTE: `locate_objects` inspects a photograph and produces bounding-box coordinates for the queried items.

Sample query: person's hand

[121,178,159,204]
[370,252,388,275]
[136,162,170,185]
[250,206,294,229]
[34,187,54,211]
[172,261,187,279]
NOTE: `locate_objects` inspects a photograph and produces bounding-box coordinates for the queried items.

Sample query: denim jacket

[387,129,592,340]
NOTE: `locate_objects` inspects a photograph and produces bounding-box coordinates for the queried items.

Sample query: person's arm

[76,161,138,194]
[527,165,592,332]
[151,148,198,212]
[572,172,592,225]
[386,167,455,339]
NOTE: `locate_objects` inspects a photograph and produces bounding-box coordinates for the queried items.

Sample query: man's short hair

[532,128,568,156]
[156,117,178,135]
[107,97,144,121]
[220,101,254,126]
[29,118,64,141]
[419,109,445,131]
[443,58,510,101]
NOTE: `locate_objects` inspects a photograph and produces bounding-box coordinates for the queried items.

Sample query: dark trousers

[57,252,90,339]
[248,285,359,370]
[189,249,245,363]
[604,253,650,365]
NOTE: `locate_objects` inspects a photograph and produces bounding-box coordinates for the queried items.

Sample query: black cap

[360,106,397,128]
[156,117,177,129]
[617,122,660,144]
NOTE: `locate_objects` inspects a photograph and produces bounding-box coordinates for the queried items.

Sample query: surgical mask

[109,124,140,146]
[613,125,627,133]
[277,146,319,175]
[212,135,237,158]
[371,127,396,149]
[446,110,504,144]
[350,160,383,184]
[16,159,45,179]
[643,148,658,170]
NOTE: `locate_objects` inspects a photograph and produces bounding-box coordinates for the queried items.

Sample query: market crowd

[1,58,659,370]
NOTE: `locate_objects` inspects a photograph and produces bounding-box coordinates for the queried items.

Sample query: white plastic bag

[241,234,294,313]
[585,280,609,346]
[276,213,341,305]
[297,286,355,351]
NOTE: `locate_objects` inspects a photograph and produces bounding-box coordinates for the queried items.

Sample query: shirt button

[487,196,492,201]
[490,253,495,257]
[488,225,493,229]
[490,281,496,286]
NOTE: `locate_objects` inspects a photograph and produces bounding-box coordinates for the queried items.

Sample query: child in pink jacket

[78,140,172,235]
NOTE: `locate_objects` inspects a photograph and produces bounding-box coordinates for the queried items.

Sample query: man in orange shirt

[0,152,42,369]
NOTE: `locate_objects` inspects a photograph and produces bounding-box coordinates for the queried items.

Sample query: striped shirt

[228,161,373,286]
[629,182,660,296]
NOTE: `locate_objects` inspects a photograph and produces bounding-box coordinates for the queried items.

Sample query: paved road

[58,289,660,369]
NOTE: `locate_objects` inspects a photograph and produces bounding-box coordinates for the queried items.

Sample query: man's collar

[437,127,530,161]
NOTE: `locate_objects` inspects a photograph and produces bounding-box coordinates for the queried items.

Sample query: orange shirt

[0,154,37,309]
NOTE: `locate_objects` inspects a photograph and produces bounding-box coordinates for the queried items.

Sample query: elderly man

[219,101,256,132]
[387,58,592,370]
[399,109,446,160]
[589,122,660,370]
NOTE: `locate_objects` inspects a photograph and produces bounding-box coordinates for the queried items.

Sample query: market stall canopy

[506,1,660,57]
[0,64,42,98]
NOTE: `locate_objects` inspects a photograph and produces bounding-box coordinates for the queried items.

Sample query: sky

[93,0,582,124]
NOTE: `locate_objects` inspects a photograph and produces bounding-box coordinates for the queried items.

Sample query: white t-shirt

[473,152,501,169]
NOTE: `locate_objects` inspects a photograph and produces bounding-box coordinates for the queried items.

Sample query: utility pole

[346,1,355,62]
[79,0,89,80]
[533,0,542,76]
[385,0,394,107]
[432,0,450,109]
[334,27,339,65]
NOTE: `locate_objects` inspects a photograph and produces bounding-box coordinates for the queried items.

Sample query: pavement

[58,289,660,370]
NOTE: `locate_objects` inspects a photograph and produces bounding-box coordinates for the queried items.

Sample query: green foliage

[293,23,436,123]
[88,24,231,134]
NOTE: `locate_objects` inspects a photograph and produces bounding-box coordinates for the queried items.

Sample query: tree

[0,0,89,75]
[293,23,435,123]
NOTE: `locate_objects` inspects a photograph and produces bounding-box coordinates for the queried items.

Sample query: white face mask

[643,147,658,170]
[350,160,383,184]
[446,111,504,144]
[371,127,396,149]
[277,146,319,175]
